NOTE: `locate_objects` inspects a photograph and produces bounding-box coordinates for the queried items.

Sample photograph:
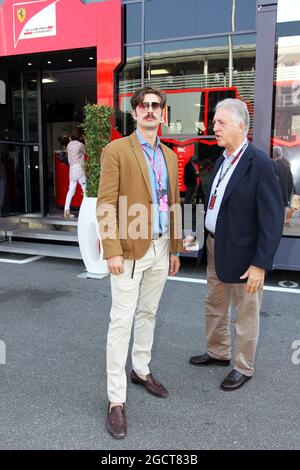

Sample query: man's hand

[169,254,180,276]
[107,255,125,275]
[240,265,265,294]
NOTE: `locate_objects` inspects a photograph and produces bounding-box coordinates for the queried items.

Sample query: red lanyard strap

[214,142,248,193]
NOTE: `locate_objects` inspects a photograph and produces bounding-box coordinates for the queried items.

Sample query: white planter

[78,196,108,275]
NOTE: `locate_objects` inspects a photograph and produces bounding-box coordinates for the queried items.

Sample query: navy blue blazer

[203,142,284,283]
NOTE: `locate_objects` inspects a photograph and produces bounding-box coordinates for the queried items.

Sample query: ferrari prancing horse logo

[17,8,26,23]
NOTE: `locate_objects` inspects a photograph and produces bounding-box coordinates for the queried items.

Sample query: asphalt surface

[0,256,300,450]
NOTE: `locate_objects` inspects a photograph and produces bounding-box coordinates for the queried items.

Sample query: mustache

[144,114,156,119]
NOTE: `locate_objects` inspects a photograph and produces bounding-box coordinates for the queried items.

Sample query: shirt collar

[223,138,248,161]
[136,129,161,150]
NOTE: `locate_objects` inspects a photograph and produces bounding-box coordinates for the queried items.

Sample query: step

[6,229,78,243]
[0,241,82,259]
[19,216,78,227]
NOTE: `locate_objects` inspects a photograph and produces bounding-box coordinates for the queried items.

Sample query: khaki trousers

[107,236,169,403]
[206,234,263,376]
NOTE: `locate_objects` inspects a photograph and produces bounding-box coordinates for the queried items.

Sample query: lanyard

[208,142,248,211]
[214,142,248,194]
[142,144,164,190]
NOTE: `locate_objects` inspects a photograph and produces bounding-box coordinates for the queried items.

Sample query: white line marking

[168,276,207,284]
[77,272,108,280]
[168,276,300,294]
[0,255,44,264]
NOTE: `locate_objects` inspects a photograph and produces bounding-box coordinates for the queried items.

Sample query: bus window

[160,90,205,136]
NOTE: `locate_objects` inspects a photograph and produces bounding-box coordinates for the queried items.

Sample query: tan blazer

[97,131,183,260]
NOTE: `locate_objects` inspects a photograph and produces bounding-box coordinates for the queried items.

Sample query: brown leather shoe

[220,369,252,391]
[189,352,231,366]
[131,370,169,398]
[106,404,126,439]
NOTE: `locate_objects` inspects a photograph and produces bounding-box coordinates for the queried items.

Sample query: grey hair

[272,145,283,159]
[215,98,250,135]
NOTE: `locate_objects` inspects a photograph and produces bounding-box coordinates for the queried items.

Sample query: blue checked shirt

[136,129,169,238]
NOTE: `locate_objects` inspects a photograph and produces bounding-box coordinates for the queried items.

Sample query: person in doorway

[198,158,214,204]
[272,145,295,226]
[184,155,199,204]
[64,127,86,219]
[97,86,183,439]
[190,98,284,391]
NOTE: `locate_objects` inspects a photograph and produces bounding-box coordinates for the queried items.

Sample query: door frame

[23,68,44,215]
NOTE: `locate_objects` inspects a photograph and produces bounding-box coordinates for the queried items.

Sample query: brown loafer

[189,352,231,366]
[131,370,169,398]
[106,404,126,439]
[220,369,252,391]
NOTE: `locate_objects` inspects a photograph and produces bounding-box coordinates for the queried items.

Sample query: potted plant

[77,104,113,276]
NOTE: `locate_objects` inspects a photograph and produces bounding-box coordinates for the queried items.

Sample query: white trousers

[107,236,169,403]
[64,175,86,211]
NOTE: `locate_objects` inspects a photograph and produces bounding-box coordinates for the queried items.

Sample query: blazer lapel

[129,132,152,198]
[220,143,254,208]
[160,143,175,203]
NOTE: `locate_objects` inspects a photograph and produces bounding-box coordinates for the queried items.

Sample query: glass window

[0,80,6,104]
[0,69,23,141]
[161,91,205,136]
[26,73,38,143]
[273,35,300,142]
[145,0,232,40]
[116,46,141,136]
[232,33,256,133]
[28,145,40,213]
[145,0,255,41]
[0,144,25,216]
[145,36,227,89]
[124,3,142,44]
[144,34,256,136]
[272,32,300,237]
[235,0,256,31]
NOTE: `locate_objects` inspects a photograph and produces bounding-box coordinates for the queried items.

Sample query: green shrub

[83,104,113,197]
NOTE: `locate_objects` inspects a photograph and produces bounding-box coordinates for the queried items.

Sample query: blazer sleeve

[251,158,284,270]
[96,144,124,259]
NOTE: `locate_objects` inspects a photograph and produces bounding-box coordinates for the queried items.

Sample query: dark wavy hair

[130,86,166,110]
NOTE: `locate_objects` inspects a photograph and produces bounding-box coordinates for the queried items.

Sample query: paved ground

[0,256,300,450]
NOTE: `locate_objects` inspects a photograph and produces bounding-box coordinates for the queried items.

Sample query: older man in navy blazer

[190,98,284,390]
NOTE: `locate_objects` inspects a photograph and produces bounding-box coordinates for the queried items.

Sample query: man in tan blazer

[97,86,183,439]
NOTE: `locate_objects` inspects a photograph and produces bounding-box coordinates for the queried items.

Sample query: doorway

[0,47,97,218]
[41,47,97,216]
[0,57,42,217]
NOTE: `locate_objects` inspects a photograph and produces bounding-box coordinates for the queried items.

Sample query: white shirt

[205,138,248,234]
